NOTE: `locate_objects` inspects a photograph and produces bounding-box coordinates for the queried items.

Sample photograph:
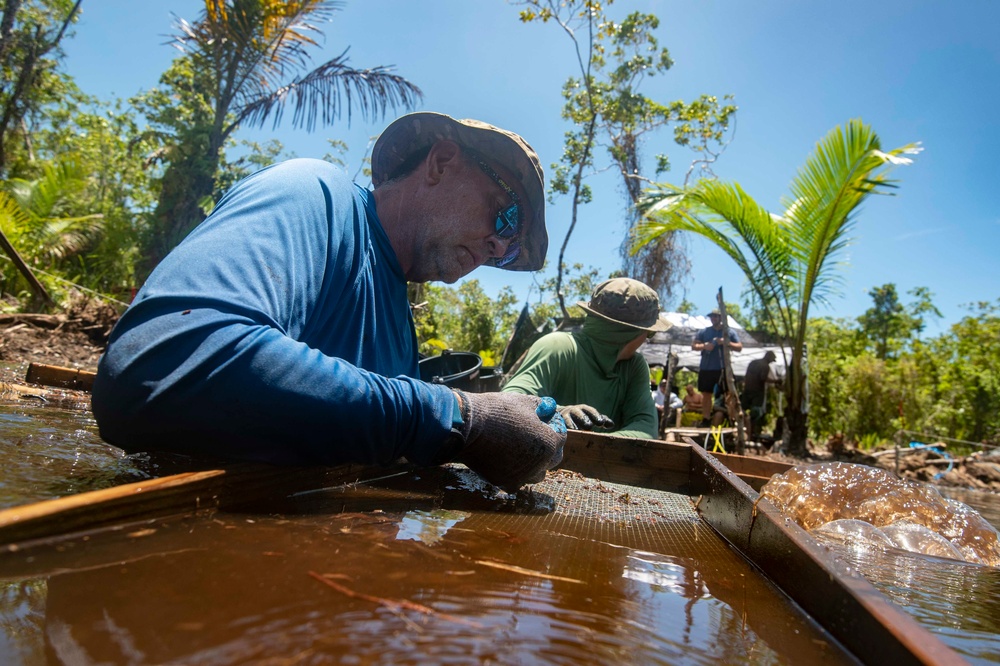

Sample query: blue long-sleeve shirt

[92,159,455,466]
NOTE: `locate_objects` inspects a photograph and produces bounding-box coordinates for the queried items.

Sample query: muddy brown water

[0,394,998,663]
[0,466,859,665]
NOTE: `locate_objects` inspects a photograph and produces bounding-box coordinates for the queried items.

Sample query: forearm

[93,312,454,466]
[614,409,658,439]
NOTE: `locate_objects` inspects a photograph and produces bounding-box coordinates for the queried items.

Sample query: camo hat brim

[371,112,546,272]
[577,277,672,333]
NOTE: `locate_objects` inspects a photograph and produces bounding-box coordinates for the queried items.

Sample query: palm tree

[634,119,920,454]
[140,0,422,277]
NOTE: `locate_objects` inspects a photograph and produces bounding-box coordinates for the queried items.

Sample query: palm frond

[1,158,101,268]
[783,120,918,317]
[234,52,423,132]
[37,214,105,263]
[637,180,795,333]
[0,191,32,241]
[175,1,343,109]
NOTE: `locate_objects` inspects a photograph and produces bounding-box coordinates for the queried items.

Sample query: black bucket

[477,366,503,392]
[418,351,483,392]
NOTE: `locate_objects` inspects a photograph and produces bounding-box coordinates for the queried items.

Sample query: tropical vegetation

[0,1,997,453]
[634,120,921,454]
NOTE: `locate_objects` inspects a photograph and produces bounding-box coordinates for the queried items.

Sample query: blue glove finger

[535,397,567,435]
[535,396,557,421]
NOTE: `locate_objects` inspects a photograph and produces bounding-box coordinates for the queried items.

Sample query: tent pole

[716,289,746,454]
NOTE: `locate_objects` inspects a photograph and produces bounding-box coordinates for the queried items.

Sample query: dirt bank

[0,296,116,382]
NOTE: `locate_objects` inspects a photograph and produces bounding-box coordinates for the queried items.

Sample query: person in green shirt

[502,277,671,439]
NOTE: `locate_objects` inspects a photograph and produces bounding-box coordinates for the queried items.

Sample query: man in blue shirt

[92,112,564,492]
[692,308,742,426]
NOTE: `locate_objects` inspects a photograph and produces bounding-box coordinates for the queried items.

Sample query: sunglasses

[476,160,522,268]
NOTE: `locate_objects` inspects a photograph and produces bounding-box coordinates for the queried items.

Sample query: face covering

[579,315,644,376]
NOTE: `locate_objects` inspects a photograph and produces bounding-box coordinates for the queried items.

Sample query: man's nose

[486,234,513,258]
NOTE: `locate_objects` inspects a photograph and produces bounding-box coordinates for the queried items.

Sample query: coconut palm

[141,0,423,276]
[634,119,920,454]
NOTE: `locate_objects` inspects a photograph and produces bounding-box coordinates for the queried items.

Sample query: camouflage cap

[370,112,547,272]
[577,278,672,333]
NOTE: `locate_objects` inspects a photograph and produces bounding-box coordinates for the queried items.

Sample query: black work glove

[452,391,567,492]
[558,404,615,431]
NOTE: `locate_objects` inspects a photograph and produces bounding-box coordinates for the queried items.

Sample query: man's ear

[424,140,462,185]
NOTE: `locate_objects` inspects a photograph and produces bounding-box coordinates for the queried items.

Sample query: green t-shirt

[501,318,658,439]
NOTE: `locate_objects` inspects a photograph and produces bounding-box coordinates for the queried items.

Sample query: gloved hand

[558,404,615,431]
[452,391,567,492]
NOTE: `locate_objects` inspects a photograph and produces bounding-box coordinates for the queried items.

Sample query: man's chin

[442,258,478,284]
[433,265,469,285]
[444,267,477,284]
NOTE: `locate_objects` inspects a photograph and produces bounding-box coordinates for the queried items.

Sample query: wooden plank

[0,381,50,399]
[675,435,790,491]
[560,430,692,492]
[689,444,965,666]
[25,362,96,391]
[0,462,377,549]
[710,449,794,478]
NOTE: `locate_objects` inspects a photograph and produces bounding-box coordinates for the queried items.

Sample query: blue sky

[61,1,999,335]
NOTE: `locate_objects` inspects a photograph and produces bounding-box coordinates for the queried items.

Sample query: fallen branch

[0,313,64,329]
[308,571,483,628]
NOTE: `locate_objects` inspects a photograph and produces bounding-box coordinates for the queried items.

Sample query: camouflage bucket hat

[370,112,547,272]
[577,278,672,333]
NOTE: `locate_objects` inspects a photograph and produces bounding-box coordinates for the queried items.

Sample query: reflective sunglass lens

[495,204,519,238]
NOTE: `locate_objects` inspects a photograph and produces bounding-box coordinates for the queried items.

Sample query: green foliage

[412,280,519,363]
[0,89,161,300]
[3,158,98,264]
[529,262,600,327]
[675,299,696,315]
[0,0,83,174]
[929,300,1000,442]
[636,120,919,453]
[409,263,603,369]
[805,295,1000,448]
[857,284,908,359]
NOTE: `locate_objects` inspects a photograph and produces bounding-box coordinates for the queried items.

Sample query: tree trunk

[138,152,218,282]
[784,407,809,456]
[0,226,52,307]
[782,359,810,455]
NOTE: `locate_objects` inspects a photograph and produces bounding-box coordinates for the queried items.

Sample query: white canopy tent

[640,312,791,381]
